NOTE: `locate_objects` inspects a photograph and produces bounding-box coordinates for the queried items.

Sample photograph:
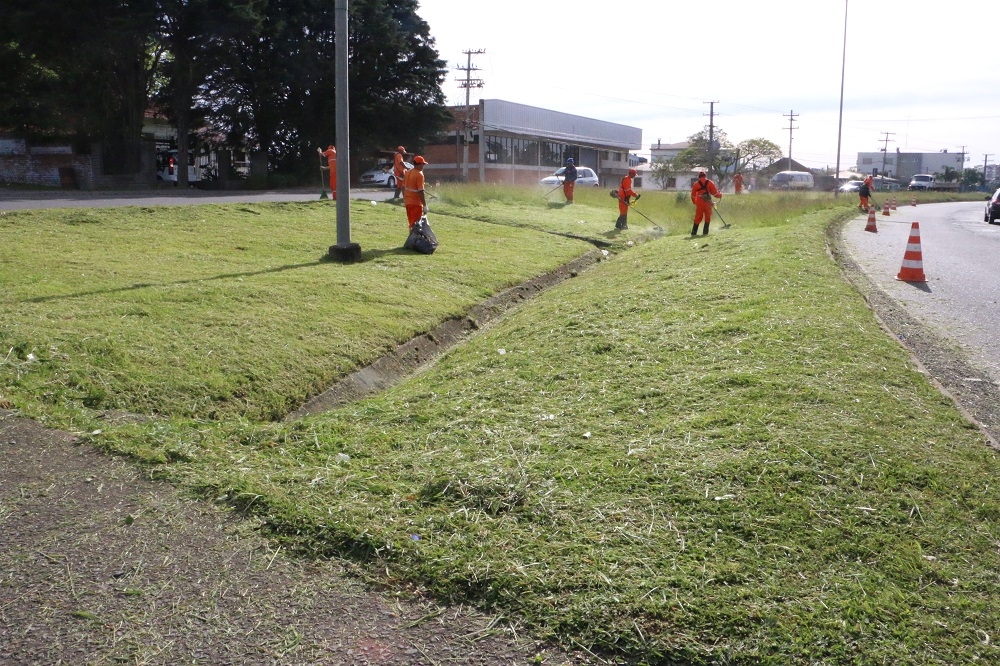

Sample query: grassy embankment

[2,186,999,664]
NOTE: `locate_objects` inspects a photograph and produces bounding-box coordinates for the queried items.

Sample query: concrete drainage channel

[284,248,611,420]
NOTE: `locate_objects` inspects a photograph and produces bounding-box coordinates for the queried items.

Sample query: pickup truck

[907,174,959,191]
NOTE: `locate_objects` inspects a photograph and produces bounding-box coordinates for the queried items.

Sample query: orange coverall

[859,176,873,210]
[691,176,722,231]
[615,174,638,229]
[321,146,337,198]
[402,167,426,229]
[733,173,744,194]
[393,149,407,197]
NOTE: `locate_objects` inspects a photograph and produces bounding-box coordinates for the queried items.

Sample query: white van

[768,171,814,190]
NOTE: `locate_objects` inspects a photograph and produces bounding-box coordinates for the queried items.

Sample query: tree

[0,0,159,172]
[674,129,733,181]
[203,0,450,181]
[154,0,263,186]
[961,167,982,191]
[735,138,782,172]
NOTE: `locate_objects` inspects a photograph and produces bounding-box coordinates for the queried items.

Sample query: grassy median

[3,188,999,664]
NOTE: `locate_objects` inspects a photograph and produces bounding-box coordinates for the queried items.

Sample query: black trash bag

[404,215,438,254]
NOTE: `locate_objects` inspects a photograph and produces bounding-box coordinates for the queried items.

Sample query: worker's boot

[702,221,710,236]
[615,215,628,230]
[691,223,699,236]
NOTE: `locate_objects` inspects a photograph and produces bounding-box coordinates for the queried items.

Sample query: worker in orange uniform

[615,168,640,230]
[392,145,408,200]
[317,145,337,199]
[733,171,744,194]
[562,157,578,204]
[858,174,874,212]
[402,155,428,230]
[691,171,722,236]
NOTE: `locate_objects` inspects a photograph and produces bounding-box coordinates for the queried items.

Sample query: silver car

[360,161,412,189]
[540,166,599,187]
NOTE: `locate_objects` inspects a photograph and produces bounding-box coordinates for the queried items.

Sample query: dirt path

[1,411,591,665]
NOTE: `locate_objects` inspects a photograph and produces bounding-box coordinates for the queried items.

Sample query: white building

[856,149,966,180]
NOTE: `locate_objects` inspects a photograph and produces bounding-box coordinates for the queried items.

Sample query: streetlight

[834,0,848,197]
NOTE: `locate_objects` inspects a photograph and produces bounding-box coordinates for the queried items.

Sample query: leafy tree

[961,167,983,191]
[154,0,263,185]
[203,0,450,181]
[673,130,783,187]
[736,138,783,172]
[674,129,733,181]
[0,0,159,172]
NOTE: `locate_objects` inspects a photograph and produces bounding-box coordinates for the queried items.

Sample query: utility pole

[984,154,993,189]
[456,49,484,183]
[878,131,894,177]
[704,101,718,178]
[783,110,798,171]
[957,145,967,191]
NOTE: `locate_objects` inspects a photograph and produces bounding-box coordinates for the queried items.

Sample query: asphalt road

[0,186,395,209]
[841,199,1000,385]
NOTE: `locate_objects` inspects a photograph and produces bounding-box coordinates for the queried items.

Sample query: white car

[540,166,599,187]
[360,161,412,188]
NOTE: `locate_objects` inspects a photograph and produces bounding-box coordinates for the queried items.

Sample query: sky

[414,0,1000,174]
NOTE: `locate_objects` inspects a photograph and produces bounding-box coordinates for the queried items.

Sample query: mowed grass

[4,189,1000,664]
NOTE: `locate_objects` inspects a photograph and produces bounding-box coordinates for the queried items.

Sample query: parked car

[768,170,814,190]
[360,161,411,188]
[539,166,599,187]
[985,188,1000,224]
[839,180,864,193]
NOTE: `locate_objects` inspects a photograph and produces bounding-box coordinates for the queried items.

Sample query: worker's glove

[634,194,641,201]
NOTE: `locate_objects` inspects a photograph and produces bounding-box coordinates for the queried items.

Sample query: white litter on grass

[26,353,36,362]
[627,240,634,246]
[583,431,592,439]
[601,250,609,257]
[370,200,377,206]
[335,453,351,463]
[497,349,506,355]
[540,414,555,421]
[578,220,587,224]
[714,494,736,501]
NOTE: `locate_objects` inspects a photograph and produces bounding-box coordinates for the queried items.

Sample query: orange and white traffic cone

[882,201,891,216]
[890,197,897,210]
[895,222,927,283]
[865,205,878,233]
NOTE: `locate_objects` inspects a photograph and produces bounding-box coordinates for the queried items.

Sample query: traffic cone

[890,197,897,210]
[911,197,917,206]
[895,222,927,283]
[882,201,891,216]
[864,206,878,233]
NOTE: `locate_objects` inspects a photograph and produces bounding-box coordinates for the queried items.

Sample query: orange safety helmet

[413,156,427,165]
[628,168,637,177]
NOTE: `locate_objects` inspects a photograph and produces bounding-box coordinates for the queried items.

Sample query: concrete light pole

[328,0,360,262]
[834,0,848,197]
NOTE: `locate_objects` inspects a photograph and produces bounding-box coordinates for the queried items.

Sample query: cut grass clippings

[3,189,1000,664]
